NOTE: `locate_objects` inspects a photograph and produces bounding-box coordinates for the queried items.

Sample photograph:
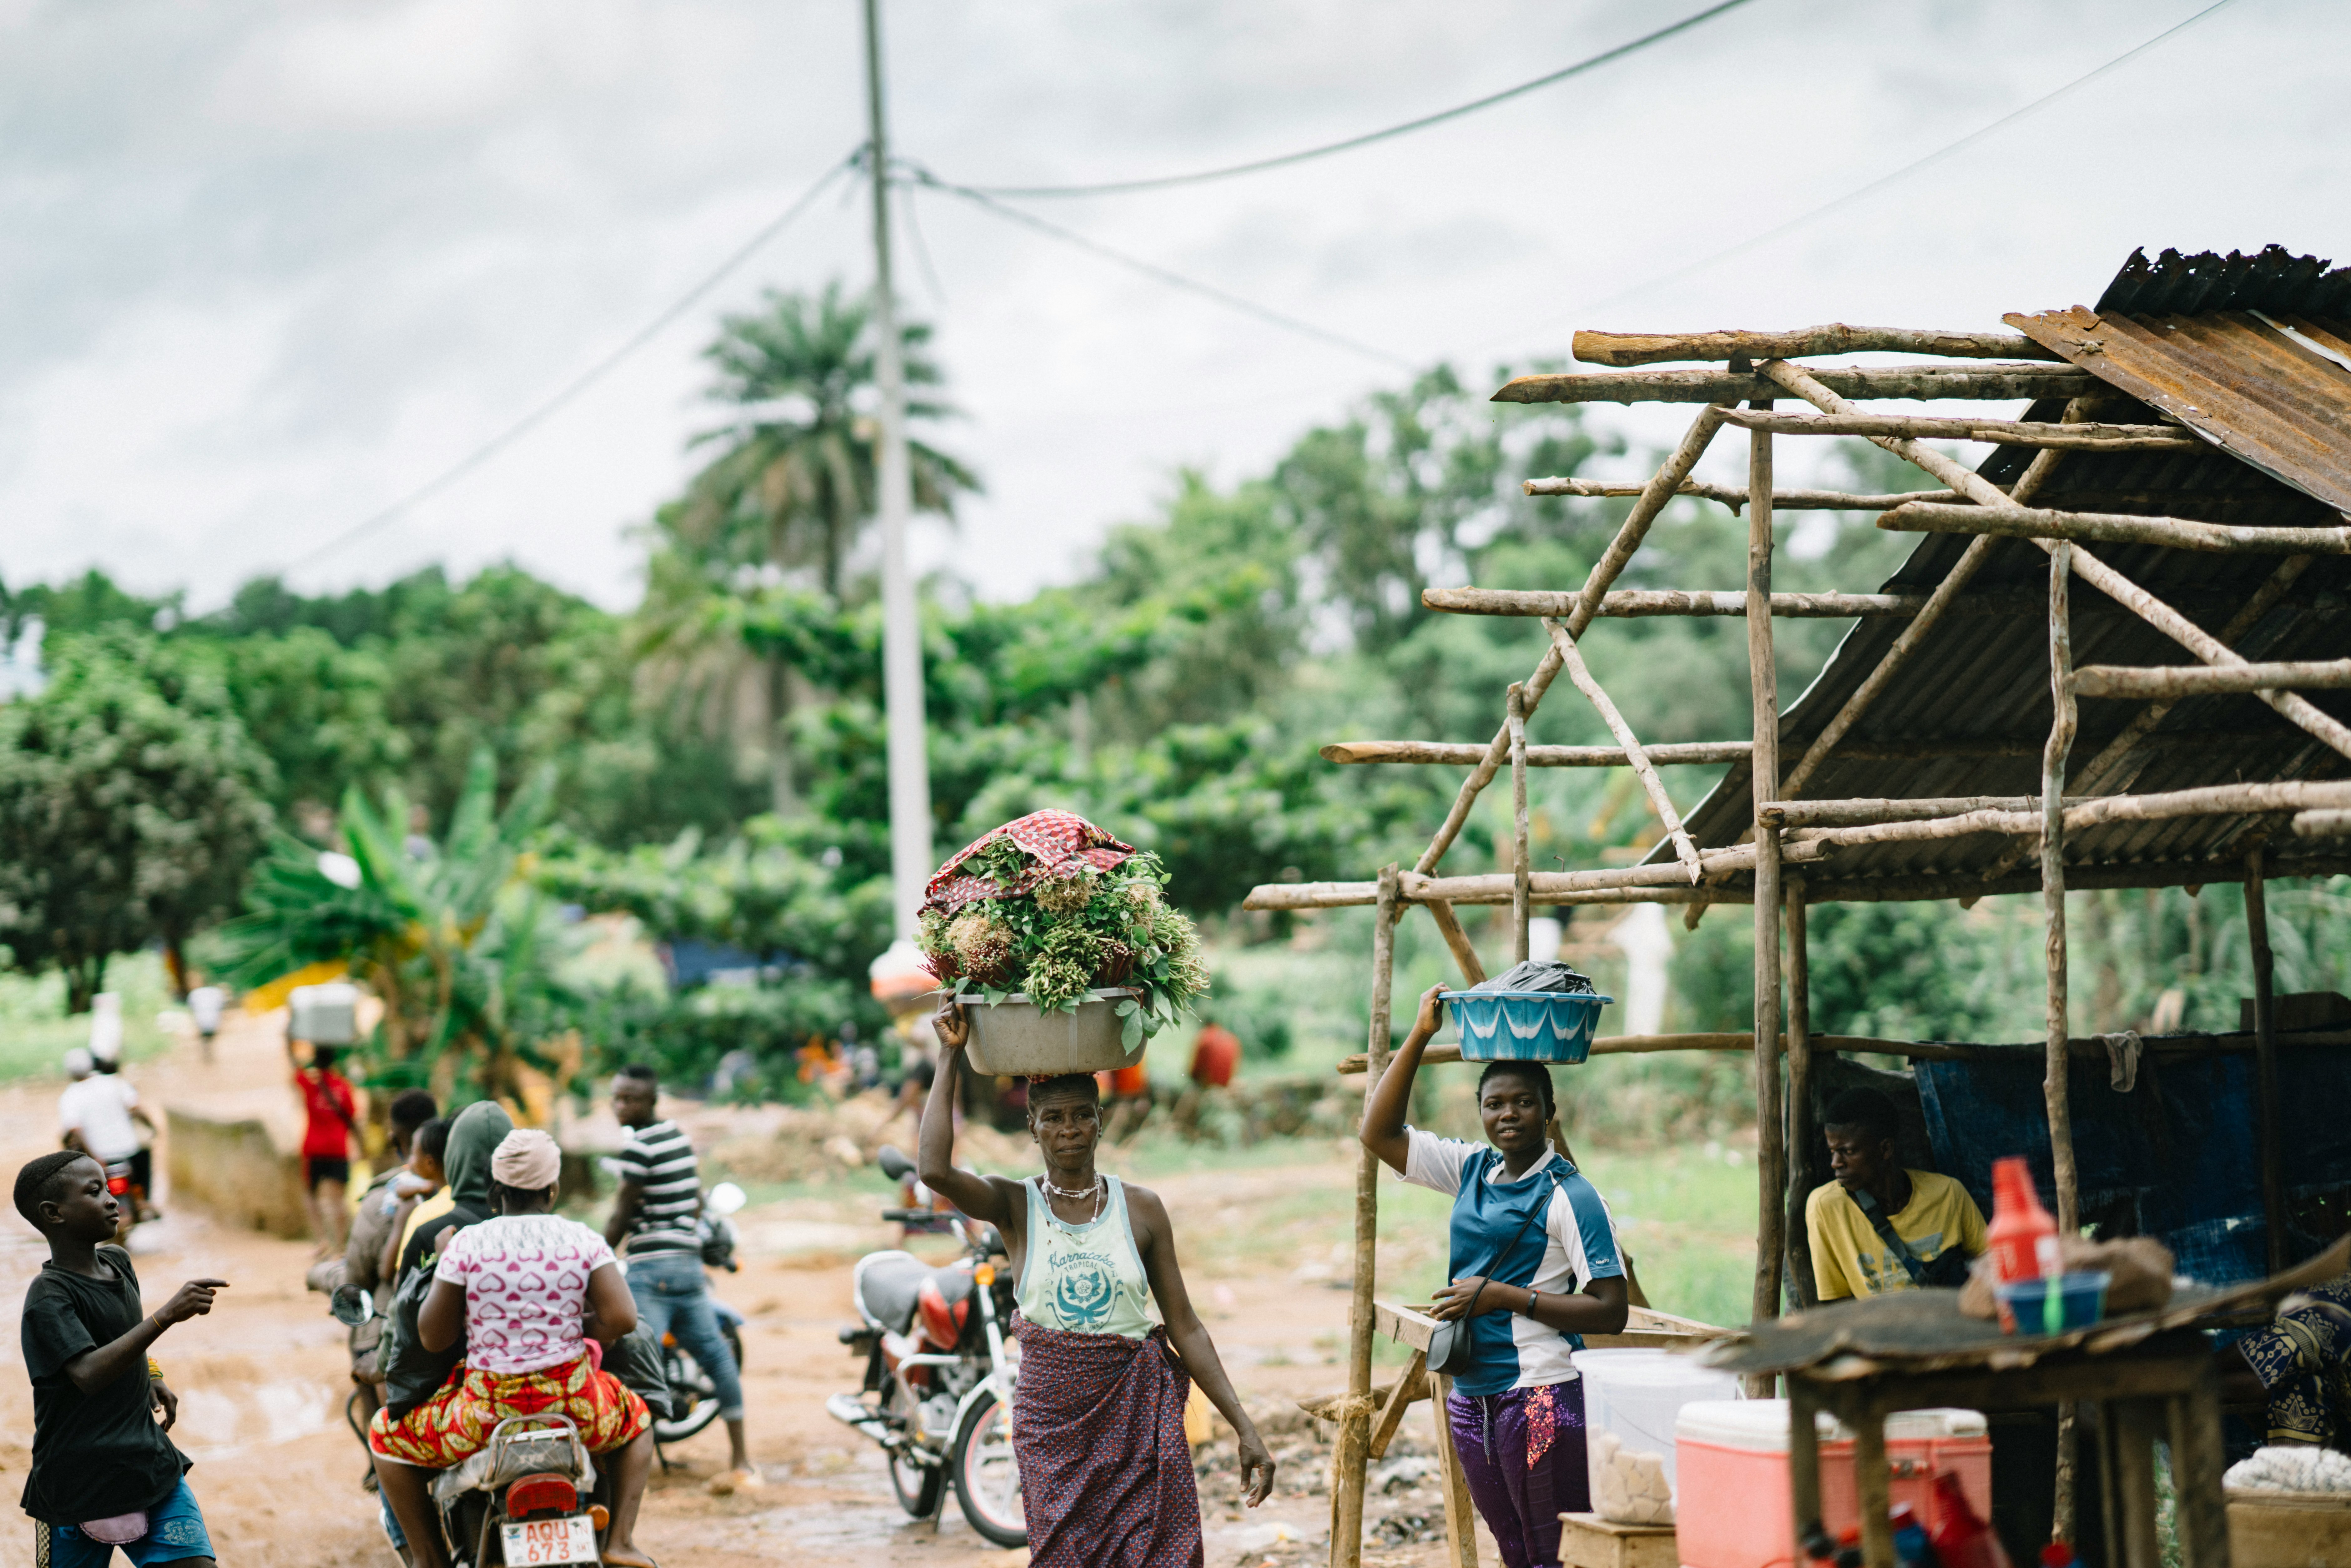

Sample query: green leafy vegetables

[917,840,1209,1047]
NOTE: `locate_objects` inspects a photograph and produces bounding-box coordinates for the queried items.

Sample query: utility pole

[863,0,932,942]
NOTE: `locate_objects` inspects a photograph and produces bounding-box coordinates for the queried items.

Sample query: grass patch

[0,953,179,1084]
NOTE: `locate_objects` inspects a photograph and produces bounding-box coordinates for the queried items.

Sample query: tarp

[1913,1037,2351,1286]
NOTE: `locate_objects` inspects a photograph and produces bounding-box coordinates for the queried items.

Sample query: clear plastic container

[1571,1348,1742,1524]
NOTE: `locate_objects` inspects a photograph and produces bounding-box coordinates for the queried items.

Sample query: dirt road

[0,1013,1473,1568]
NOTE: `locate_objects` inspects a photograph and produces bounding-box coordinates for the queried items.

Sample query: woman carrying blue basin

[1361,982,1630,1568]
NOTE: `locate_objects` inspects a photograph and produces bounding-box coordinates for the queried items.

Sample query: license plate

[501,1515,598,1565]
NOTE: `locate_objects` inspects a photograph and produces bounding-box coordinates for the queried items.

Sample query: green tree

[0,633,274,1010]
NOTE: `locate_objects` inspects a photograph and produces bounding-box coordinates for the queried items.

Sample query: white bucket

[961,989,1146,1076]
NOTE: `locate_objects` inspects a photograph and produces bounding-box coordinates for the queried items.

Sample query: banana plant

[218,747,574,1105]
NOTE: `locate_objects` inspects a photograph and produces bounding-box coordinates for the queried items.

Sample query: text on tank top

[1016,1174,1156,1339]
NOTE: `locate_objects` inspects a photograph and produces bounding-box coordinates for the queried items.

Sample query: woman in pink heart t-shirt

[367,1128,660,1568]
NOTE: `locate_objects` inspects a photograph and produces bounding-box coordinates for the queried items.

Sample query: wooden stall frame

[1250,320,2349,1568]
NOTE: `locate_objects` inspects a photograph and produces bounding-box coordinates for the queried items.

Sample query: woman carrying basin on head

[1362,984,1631,1568]
[919,996,1274,1568]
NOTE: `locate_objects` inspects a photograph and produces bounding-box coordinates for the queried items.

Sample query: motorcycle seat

[853,1250,974,1334]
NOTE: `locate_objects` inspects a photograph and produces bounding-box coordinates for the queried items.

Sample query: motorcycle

[330,1291,614,1567]
[101,1153,153,1241]
[649,1182,749,1455]
[827,1147,1024,1547]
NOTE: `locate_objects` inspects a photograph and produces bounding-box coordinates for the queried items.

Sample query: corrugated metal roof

[1642,249,2351,898]
[2007,303,2351,512]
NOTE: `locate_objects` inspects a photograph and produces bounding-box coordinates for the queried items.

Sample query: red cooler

[1674,1401,1992,1568]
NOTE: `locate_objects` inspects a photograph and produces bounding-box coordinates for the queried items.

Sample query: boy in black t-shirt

[15,1151,226,1566]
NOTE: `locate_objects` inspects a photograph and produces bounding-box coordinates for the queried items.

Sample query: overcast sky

[3,0,2343,613]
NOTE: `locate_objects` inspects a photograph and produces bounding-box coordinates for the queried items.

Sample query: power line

[1512,0,2241,339]
[951,0,1758,199]
[285,152,861,574]
[908,164,1414,369]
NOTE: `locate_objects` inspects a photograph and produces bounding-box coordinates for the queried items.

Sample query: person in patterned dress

[1362,985,1632,1568]
[2221,1266,2351,1451]
[368,1130,659,1568]
[919,996,1273,1567]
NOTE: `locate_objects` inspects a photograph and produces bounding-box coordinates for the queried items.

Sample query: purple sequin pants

[1447,1380,1591,1568]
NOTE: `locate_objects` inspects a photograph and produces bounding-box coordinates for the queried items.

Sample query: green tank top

[1016,1174,1155,1339]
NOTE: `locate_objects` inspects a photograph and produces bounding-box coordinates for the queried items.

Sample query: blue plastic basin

[1994,1270,2111,1336]
[1440,990,1614,1063]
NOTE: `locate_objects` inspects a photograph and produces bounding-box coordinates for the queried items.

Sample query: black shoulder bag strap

[1851,1184,1970,1287]
[1429,1166,1563,1378]
[1851,1186,1930,1287]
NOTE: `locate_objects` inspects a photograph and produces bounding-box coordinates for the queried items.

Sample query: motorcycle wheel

[653,1322,747,1445]
[890,1447,944,1518]
[952,1388,1026,1548]
[655,1347,719,1442]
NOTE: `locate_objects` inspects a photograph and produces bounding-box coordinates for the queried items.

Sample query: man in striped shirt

[603,1064,755,1490]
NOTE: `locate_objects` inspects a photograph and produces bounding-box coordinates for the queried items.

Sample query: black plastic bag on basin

[1470,960,1594,994]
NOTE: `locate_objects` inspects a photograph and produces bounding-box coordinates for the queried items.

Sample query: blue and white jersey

[1401,1129,1625,1397]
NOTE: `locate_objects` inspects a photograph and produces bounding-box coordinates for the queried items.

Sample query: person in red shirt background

[291,1040,359,1258]
[1189,1019,1240,1089]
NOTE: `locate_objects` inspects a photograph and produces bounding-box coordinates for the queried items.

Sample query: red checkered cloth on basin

[923,810,1138,918]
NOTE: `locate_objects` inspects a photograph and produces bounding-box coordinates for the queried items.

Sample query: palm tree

[682,280,976,595]
[635,282,978,808]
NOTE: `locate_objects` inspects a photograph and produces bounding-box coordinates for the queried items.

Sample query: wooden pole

[1881,500,2351,554]
[2246,846,2285,1277]
[1495,363,2094,406]
[1719,406,2199,450]
[1334,865,1400,1568]
[1750,408,1788,1353]
[1510,683,1531,964]
[1783,875,1817,1310]
[2043,542,2081,1547]
[1424,900,1487,986]
[1414,402,1732,875]
[2072,658,2351,698]
[1758,358,2351,766]
[1429,1372,1479,1568]
[1571,324,2063,367]
[1542,620,1703,880]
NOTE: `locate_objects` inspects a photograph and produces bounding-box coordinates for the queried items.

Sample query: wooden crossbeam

[1324,739,1751,767]
[1495,363,2095,406]
[1571,325,2064,367]
[1881,501,2351,554]
[1719,406,2202,451]
[2071,660,2351,698]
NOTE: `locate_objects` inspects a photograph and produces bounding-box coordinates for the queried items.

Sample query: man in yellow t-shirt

[1806,1087,1988,1301]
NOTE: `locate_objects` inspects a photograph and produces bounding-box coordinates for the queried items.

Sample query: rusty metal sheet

[2007,304,2351,512]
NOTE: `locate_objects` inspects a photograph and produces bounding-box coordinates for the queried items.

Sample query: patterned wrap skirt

[368,1353,650,1467]
[1009,1311,1204,1568]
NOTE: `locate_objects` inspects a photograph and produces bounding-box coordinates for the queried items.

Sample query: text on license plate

[501,1515,598,1565]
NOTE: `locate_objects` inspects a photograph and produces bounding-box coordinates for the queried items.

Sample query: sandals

[603,1548,661,1568]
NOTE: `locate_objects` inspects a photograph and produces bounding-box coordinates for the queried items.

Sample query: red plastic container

[1986,1157,2061,1284]
[1674,1401,1993,1568]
